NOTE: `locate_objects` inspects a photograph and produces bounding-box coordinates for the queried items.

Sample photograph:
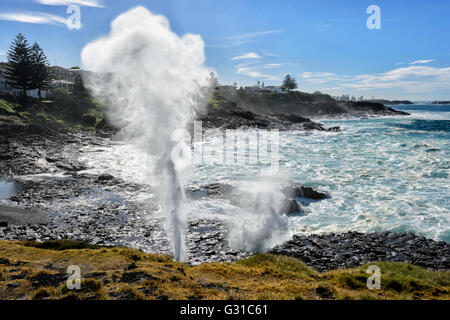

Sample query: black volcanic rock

[198,93,332,131]
[342,101,410,116]
[270,232,450,272]
[281,185,329,200]
[216,90,411,118]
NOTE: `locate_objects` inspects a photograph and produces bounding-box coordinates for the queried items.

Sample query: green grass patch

[0,99,17,115]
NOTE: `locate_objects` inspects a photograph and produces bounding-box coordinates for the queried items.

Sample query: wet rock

[270,232,450,272]
[281,199,301,215]
[96,174,115,183]
[281,185,329,200]
[295,186,329,200]
[199,103,328,132]
[327,126,341,132]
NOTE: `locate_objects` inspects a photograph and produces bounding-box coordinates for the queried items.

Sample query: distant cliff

[432,101,450,105]
[217,90,410,118]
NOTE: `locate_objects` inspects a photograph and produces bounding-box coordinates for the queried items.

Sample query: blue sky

[1,0,449,100]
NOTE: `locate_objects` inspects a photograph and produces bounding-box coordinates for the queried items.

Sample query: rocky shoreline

[271,232,450,272]
[1,114,449,272]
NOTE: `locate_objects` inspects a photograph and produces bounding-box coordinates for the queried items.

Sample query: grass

[0,99,17,115]
[0,95,105,131]
[208,92,228,110]
[0,240,448,300]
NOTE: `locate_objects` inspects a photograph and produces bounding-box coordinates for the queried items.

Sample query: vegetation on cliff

[0,240,448,300]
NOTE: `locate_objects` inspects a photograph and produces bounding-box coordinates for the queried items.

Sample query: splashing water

[81,6,212,261]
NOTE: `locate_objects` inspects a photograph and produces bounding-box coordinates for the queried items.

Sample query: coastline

[0,103,449,299]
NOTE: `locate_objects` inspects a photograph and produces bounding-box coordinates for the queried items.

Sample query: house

[50,66,83,82]
[0,63,84,98]
[262,85,284,93]
[0,62,47,98]
[50,79,75,92]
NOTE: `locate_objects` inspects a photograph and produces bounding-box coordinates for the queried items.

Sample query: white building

[262,85,284,93]
[244,86,261,92]
[50,66,83,82]
[50,79,75,92]
[0,63,83,98]
[0,64,48,99]
[217,85,237,93]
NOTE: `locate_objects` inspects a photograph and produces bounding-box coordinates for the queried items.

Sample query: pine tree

[30,42,52,102]
[5,34,33,97]
[282,74,298,92]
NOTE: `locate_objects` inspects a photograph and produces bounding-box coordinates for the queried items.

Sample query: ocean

[79,104,450,246]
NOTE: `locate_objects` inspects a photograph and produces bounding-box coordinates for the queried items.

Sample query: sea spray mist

[81,6,212,261]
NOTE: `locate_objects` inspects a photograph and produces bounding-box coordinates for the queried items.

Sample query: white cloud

[264,64,283,69]
[231,52,261,61]
[36,0,104,7]
[0,51,6,56]
[0,12,67,25]
[302,72,336,78]
[300,65,450,98]
[237,67,280,81]
[302,72,337,83]
[410,59,435,65]
[206,30,284,48]
[339,66,450,92]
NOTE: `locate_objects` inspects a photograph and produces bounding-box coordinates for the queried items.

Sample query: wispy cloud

[231,52,261,61]
[410,59,435,65]
[308,66,450,93]
[302,72,337,83]
[0,12,67,25]
[340,66,450,91]
[206,29,285,48]
[237,66,280,81]
[259,49,278,57]
[229,29,285,40]
[0,51,6,56]
[264,63,284,69]
[35,0,104,7]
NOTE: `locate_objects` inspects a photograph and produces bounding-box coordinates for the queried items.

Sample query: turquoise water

[285,105,450,242]
[189,105,449,243]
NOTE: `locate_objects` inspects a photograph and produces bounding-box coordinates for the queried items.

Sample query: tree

[30,42,52,102]
[73,75,90,101]
[282,74,298,92]
[72,75,95,117]
[5,34,33,98]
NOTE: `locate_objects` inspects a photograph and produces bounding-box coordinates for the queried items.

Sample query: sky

[0,0,449,100]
